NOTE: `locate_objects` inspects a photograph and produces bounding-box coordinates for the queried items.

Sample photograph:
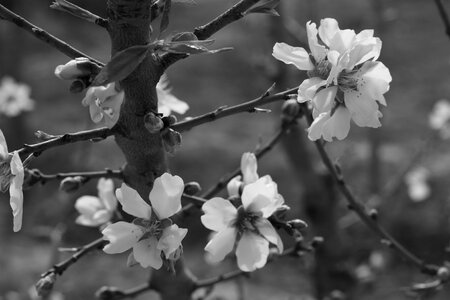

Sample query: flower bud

[438,266,449,281]
[35,273,56,298]
[55,58,92,80]
[34,130,57,141]
[281,99,301,122]
[144,112,164,134]
[59,176,85,193]
[183,181,201,195]
[95,286,125,300]
[162,129,182,154]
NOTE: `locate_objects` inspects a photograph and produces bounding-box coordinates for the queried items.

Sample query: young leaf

[246,0,280,16]
[163,41,232,55]
[91,45,150,86]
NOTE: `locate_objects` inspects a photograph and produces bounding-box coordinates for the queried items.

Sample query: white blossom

[0,77,34,117]
[157,75,189,116]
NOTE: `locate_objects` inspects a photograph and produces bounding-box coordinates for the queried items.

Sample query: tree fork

[106,1,196,299]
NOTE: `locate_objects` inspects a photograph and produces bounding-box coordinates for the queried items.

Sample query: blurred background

[1,0,450,299]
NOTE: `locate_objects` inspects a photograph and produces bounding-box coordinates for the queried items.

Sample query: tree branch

[25,168,124,187]
[18,127,113,158]
[0,4,104,66]
[171,86,296,132]
[41,237,106,278]
[159,0,263,69]
[50,0,108,28]
[303,108,440,276]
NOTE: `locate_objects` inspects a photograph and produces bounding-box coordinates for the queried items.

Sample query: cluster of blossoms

[0,129,24,232]
[0,77,35,117]
[273,18,392,141]
[100,173,187,269]
[201,153,286,272]
[55,59,188,129]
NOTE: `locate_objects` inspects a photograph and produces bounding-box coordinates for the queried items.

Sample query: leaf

[91,45,150,86]
[246,0,280,16]
[171,32,198,42]
[162,41,232,55]
[159,0,172,36]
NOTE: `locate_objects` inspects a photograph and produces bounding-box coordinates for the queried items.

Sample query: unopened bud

[59,176,85,193]
[95,286,125,300]
[438,267,450,281]
[55,58,92,80]
[35,273,56,298]
[288,219,308,230]
[144,112,164,134]
[184,181,201,195]
[34,130,57,141]
[69,79,87,93]
[162,129,182,154]
[281,99,301,121]
[369,209,378,220]
[311,236,324,248]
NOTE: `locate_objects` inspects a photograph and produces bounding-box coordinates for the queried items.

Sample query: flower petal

[0,129,9,159]
[329,29,356,54]
[97,178,117,211]
[132,237,163,269]
[344,90,382,128]
[116,183,152,219]
[256,218,283,253]
[318,18,340,47]
[10,151,24,232]
[322,106,352,141]
[204,226,237,263]
[312,86,337,117]
[75,195,103,217]
[306,21,327,62]
[157,224,188,258]
[272,43,314,70]
[241,152,258,184]
[89,102,104,123]
[358,61,392,103]
[298,77,326,103]
[308,112,330,141]
[241,176,281,218]
[236,232,269,272]
[201,197,237,232]
[157,78,189,115]
[149,173,184,219]
[101,90,124,128]
[226,175,242,197]
[102,221,144,254]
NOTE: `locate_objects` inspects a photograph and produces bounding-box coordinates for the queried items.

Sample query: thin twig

[171,87,297,132]
[304,108,440,276]
[25,169,124,187]
[435,0,450,38]
[0,4,104,66]
[159,0,263,69]
[50,0,108,28]
[41,237,107,278]
[18,127,113,158]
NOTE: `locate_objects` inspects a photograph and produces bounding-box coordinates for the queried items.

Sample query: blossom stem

[41,237,107,278]
[25,168,124,186]
[304,108,440,276]
[50,0,108,28]
[0,4,103,66]
[18,127,114,158]
[171,87,297,132]
[159,0,263,69]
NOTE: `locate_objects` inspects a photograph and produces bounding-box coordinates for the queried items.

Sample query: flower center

[0,160,13,192]
[233,206,261,233]
[133,217,172,240]
[307,59,332,80]
[337,71,359,92]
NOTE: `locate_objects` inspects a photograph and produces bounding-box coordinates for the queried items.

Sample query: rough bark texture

[106,1,195,299]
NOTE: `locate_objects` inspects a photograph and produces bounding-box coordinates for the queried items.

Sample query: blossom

[201,176,285,272]
[101,173,187,269]
[157,75,189,116]
[82,83,124,128]
[0,129,24,232]
[227,152,259,197]
[429,99,450,138]
[74,178,117,227]
[0,77,35,117]
[273,18,392,142]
